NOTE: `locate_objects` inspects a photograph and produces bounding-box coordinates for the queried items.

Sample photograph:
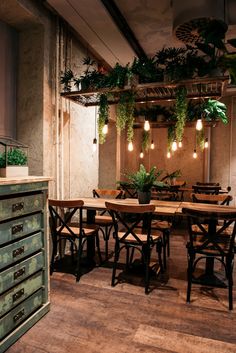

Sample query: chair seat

[191,237,231,253]
[117,230,162,243]
[152,220,171,230]
[95,215,113,225]
[57,225,99,237]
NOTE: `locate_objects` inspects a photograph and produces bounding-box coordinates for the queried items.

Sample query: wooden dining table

[79,197,236,286]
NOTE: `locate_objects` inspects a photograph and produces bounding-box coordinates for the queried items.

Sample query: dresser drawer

[0,271,43,317]
[0,288,43,340]
[0,193,44,221]
[0,232,43,271]
[0,252,44,294]
[0,213,42,246]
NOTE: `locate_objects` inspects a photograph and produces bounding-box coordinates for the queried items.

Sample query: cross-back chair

[192,184,221,194]
[92,189,124,260]
[192,193,233,205]
[48,199,102,281]
[182,207,236,310]
[105,201,163,294]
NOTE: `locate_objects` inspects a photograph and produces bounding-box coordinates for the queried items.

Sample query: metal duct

[172,0,226,43]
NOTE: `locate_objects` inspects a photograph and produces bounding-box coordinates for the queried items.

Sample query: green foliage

[167,126,175,151]
[0,148,27,168]
[204,99,228,124]
[161,169,182,182]
[141,130,150,151]
[98,94,109,144]
[126,164,163,192]
[131,57,163,83]
[196,129,205,151]
[60,69,74,91]
[175,87,187,142]
[116,91,135,142]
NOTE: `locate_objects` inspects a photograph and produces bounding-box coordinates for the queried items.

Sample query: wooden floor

[6,223,236,353]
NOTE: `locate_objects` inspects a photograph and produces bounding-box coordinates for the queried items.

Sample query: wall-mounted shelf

[61,76,229,107]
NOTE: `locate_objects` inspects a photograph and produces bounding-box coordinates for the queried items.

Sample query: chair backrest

[105,201,155,245]
[192,193,233,205]
[196,182,220,186]
[182,207,236,256]
[192,184,221,194]
[117,182,138,198]
[93,189,124,199]
[48,199,84,237]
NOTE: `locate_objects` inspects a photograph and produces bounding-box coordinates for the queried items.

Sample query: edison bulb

[151,140,154,149]
[193,149,197,158]
[172,140,177,151]
[167,151,171,158]
[144,120,150,131]
[140,151,144,158]
[102,123,108,134]
[178,141,182,148]
[204,138,208,148]
[196,119,203,131]
[128,141,133,151]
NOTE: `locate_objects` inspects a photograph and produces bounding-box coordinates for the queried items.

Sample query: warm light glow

[102,123,108,135]
[167,151,171,158]
[178,141,182,148]
[128,141,133,151]
[193,149,197,158]
[144,119,150,131]
[204,138,209,148]
[140,151,144,158]
[92,138,97,152]
[151,140,155,149]
[196,119,203,131]
[171,140,177,151]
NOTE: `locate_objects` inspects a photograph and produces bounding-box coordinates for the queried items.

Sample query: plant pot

[138,191,151,204]
[0,166,29,178]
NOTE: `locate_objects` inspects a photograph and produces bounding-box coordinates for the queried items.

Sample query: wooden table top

[78,197,236,216]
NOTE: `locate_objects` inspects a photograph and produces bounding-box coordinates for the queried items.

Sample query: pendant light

[151,140,155,149]
[144,91,150,131]
[204,138,209,148]
[140,151,144,159]
[196,119,203,131]
[167,151,171,158]
[102,119,108,134]
[178,141,182,148]
[193,149,197,158]
[171,140,177,151]
[128,141,134,151]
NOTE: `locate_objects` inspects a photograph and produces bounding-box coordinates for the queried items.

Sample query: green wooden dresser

[0,177,50,352]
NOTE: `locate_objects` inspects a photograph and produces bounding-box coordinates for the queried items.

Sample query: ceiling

[45,0,236,68]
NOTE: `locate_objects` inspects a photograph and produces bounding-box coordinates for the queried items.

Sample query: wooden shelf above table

[61,76,229,107]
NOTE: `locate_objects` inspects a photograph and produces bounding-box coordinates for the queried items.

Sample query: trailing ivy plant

[116,91,135,143]
[196,129,205,151]
[167,125,175,152]
[98,94,109,144]
[175,86,187,142]
[142,130,150,151]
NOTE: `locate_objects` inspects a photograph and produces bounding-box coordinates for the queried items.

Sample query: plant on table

[0,148,28,168]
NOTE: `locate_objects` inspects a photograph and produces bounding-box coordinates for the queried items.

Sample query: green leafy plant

[116,91,135,142]
[161,169,182,182]
[126,164,163,192]
[175,86,187,142]
[60,69,74,91]
[131,57,163,83]
[203,99,228,124]
[0,148,27,168]
[98,94,109,144]
[141,130,150,151]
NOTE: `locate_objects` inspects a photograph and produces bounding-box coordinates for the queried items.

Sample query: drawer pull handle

[14,267,25,280]
[13,308,25,323]
[12,202,24,212]
[13,288,25,302]
[13,246,24,258]
[12,224,24,235]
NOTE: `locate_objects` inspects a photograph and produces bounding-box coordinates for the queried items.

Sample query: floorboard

[5,223,236,353]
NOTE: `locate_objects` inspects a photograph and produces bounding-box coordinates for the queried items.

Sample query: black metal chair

[49,199,102,281]
[105,201,163,294]
[182,207,236,310]
[192,184,221,194]
[92,189,124,260]
[192,193,233,205]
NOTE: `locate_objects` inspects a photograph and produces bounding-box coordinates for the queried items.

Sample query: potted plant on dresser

[0,137,28,177]
[126,164,163,204]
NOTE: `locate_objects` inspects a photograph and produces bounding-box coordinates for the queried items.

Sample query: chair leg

[76,238,83,282]
[50,236,58,275]
[111,241,119,287]
[187,253,193,303]
[95,233,103,265]
[162,232,167,269]
[144,251,150,294]
[226,257,233,310]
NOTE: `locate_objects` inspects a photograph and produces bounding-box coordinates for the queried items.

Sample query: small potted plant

[126,164,163,204]
[0,146,28,177]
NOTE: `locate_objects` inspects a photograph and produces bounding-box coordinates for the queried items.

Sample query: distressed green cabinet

[0,177,50,352]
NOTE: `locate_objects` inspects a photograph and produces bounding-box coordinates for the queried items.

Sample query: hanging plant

[175,86,187,142]
[116,91,135,142]
[142,130,150,151]
[196,129,205,151]
[60,69,74,92]
[167,125,175,152]
[98,94,109,144]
